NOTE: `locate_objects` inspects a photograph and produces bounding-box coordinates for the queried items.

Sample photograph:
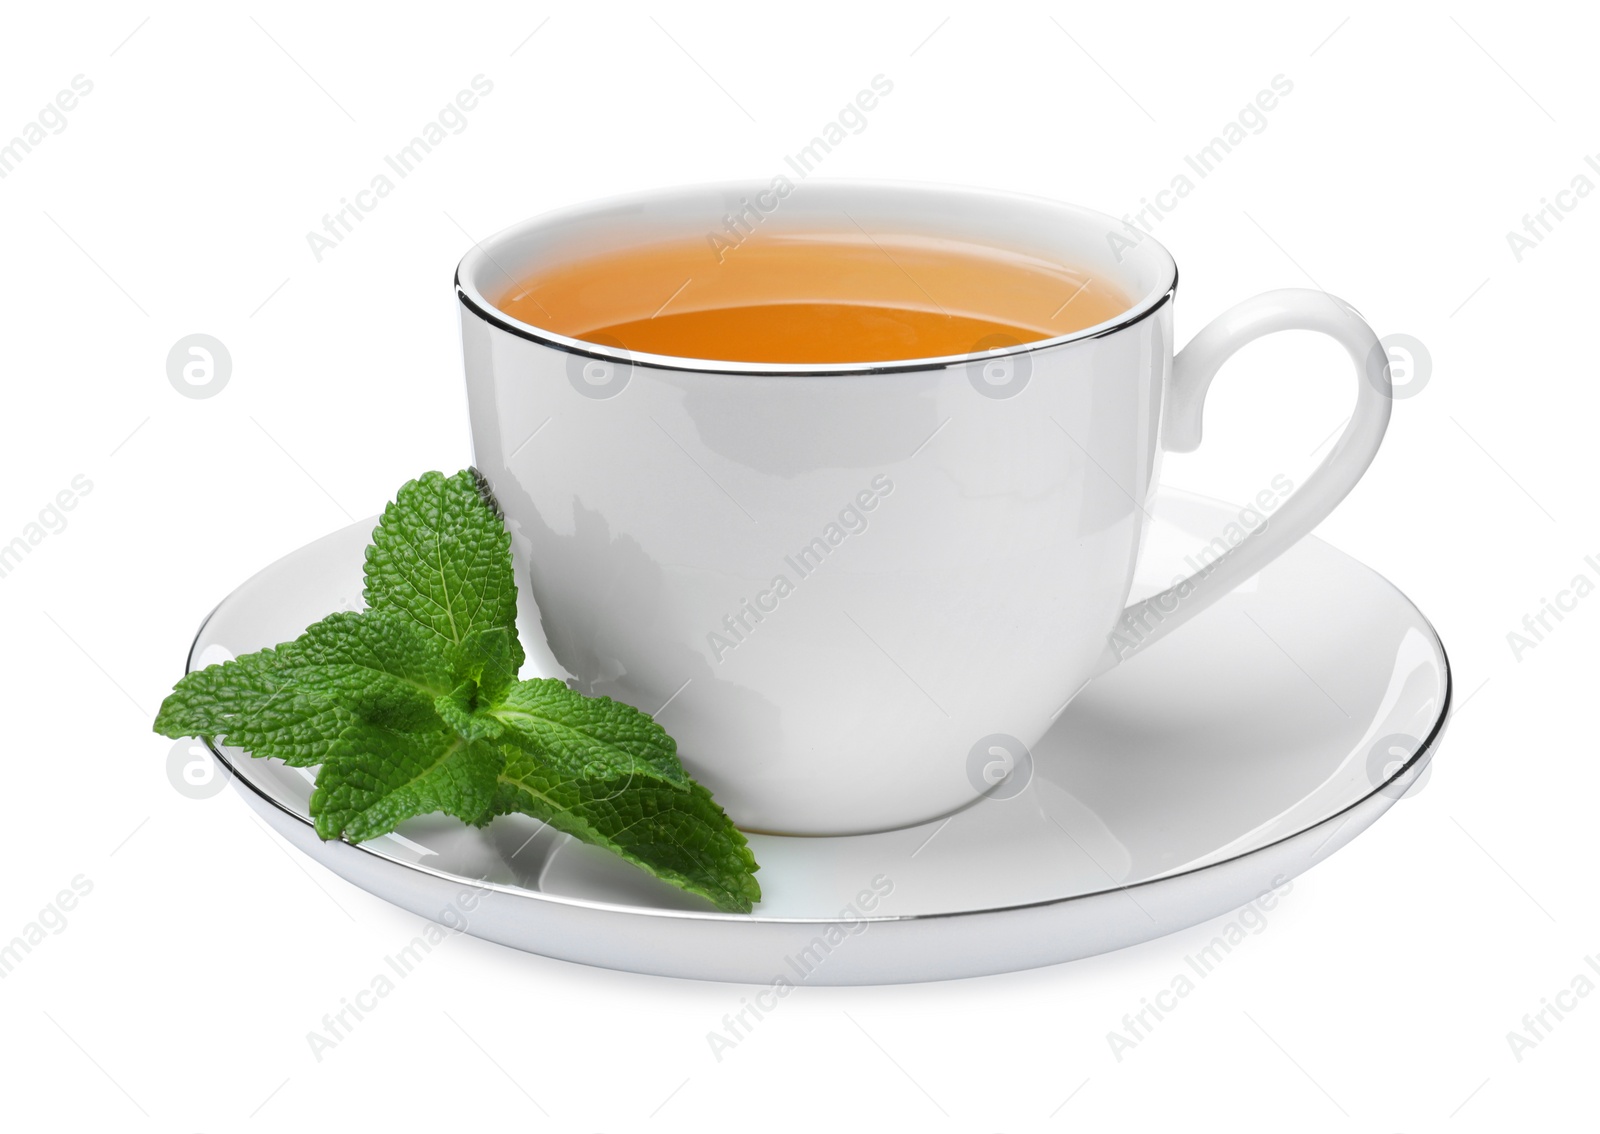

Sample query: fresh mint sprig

[155,469,761,912]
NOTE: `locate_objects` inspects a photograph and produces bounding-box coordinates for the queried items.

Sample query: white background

[1,1,1594,1129]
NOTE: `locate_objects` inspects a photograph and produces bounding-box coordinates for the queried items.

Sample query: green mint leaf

[493,750,760,913]
[486,677,690,789]
[433,684,506,743]
[454,626,518,707]
[363,469,525,671]
[312,724,503,842]
[153,611,454,766]
[160,466,764,911]
[154,647,320,759]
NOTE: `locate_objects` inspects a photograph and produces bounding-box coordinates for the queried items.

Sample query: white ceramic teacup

[456,181,1390,836]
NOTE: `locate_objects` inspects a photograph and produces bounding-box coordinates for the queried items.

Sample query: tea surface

[495,233,1131,364]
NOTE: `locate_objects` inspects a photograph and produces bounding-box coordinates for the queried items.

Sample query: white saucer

[190,490,1448,984]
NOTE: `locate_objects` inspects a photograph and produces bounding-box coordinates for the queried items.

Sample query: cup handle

[1097,287,1391,672]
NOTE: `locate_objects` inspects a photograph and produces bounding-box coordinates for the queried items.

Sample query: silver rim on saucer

[191,493,1449,984]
